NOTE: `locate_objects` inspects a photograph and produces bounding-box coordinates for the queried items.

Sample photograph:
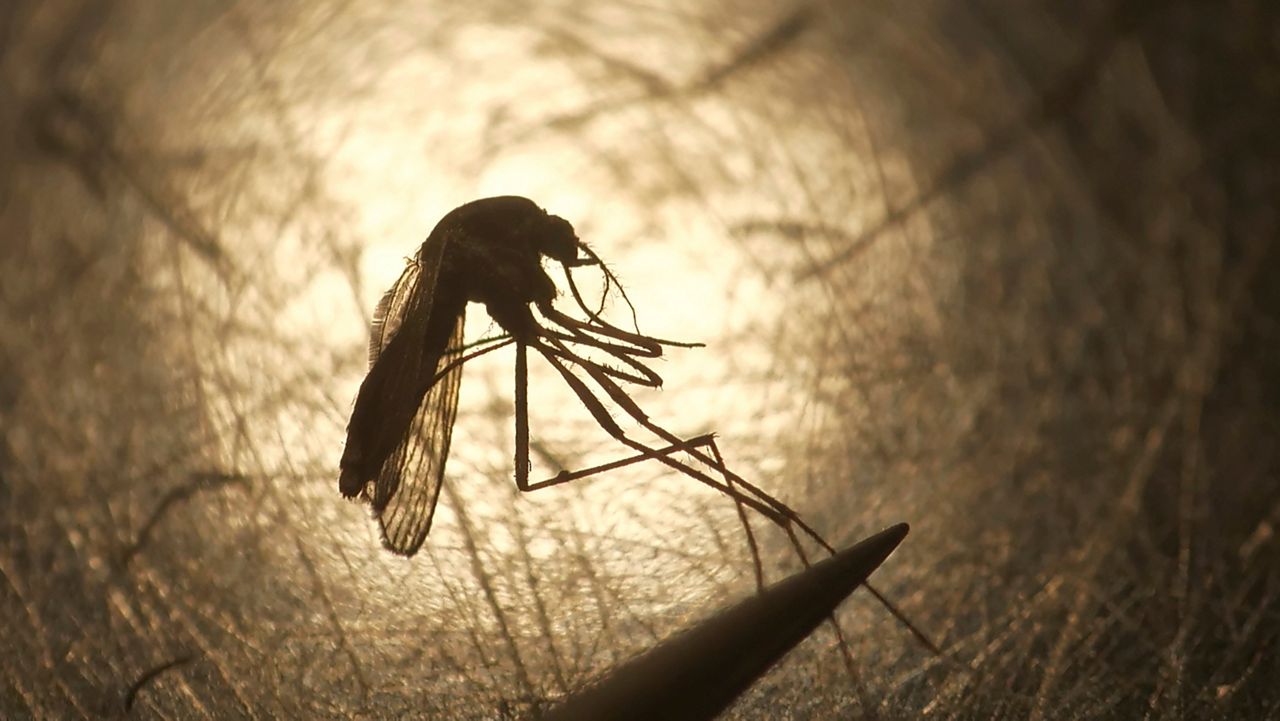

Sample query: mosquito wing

[340,230,458,548]
[369,250,435,367]
[368,309,465,555]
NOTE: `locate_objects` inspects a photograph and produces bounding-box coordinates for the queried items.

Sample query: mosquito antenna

[565,249,611,321]
[572,243,642,334]
[567,241,614,318]
[561,246,705,355]
[583,243,613,317]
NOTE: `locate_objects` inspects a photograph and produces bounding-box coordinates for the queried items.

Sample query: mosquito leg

[538,336,834,554]
[530,434,718,488]
[521,347,790,525]
[541,303,700,355]
[778,514,874,707]
[530,440,783,524]
[515,339,532,490]
[699,437,765,590]
[561,346,951,659]
[540,337,954,663]
[522,340,962,691]
[692,434,872,703]
[527,334,954,667]
[540,344,814,547]
[531,342,873,688]
[428,335,517,387]
[511,340,704,494]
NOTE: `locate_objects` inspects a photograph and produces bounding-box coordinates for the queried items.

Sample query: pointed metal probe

[540,523,910,721]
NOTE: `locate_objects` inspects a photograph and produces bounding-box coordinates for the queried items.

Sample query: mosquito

[338,196,939,656]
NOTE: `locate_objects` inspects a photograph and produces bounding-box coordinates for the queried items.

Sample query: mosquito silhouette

[340,195,815,560]
[338,196,937,655]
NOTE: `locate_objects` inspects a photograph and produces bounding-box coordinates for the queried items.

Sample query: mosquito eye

[540,216,581,264]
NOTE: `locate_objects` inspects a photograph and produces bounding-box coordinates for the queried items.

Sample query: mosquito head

[534,213,587,266]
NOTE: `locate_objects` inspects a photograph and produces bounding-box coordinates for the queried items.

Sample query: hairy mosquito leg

[511,340,708,493]
[538,335,835,554]
[512,340,710,492]
[699,437,871,706]
[701,438,765,591]
[505,346,785,590]
[777,520,873,707]
[531,348,801,583]
[536,344,831,565]
[535,434,718,487]
[863,582,945,658]
[512,422,773,591]
[428,335,516,387]
[533,341,871,694]
[540,304,700,355]
[525,332,953,666]
[515,340,532,489]
[772,489,946,661]
[519,346,791,527]
[536,335,954,663]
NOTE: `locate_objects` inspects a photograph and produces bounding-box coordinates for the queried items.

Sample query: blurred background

[2,0,1277,719]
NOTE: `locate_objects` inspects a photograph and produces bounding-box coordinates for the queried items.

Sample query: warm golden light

[10,1,1271,719]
